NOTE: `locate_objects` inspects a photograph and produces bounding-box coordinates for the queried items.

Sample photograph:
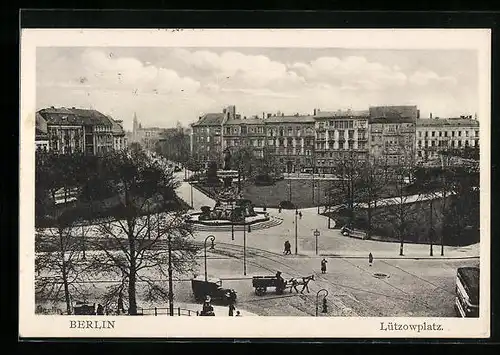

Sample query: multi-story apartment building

[368,105,418,166]
[264,114,316,173]
[222,115,266,159]
[313,109,369,173]
[415,116,479,163]
[110,118,127,151]
[190,112,225,165]
[37,107,114,155]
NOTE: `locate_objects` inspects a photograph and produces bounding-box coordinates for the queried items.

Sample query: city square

[32,45,480,319]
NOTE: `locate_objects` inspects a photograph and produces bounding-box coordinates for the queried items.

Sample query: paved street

[172,169,479,317]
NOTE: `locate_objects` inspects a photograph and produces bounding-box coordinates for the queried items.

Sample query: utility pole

[429,197,433,256]
[295,209,298,255]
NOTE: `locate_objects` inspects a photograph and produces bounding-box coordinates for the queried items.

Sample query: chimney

[282,113,284,117]
[263,112,265,119]
[430,112,433,119]
[267,113,272,118]
[417,109,420,119]
[313,109,317,115]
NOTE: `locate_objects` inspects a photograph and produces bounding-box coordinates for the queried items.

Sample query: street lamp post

[315,289,329,316]
[314,229,320,255]
[243,220,247,275]
[167,234,174,316]
[231,200,235,241]
[204,235,216,282]
[295,209,298,255]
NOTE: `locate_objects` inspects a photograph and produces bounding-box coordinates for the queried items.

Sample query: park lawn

[241,179,335,208]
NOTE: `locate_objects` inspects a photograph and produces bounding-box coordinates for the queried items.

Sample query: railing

[137,307,200,316]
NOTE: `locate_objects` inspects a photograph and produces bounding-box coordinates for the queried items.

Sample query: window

[475,130,479,137]
[458,140,462,147]
[444,131,448,137]
[279,138,284,146]
[425,131,428,137]
[418,131,422,137]
[348,142,354,150]
[348,130,354,139]
[431,131,435,137]
[452,131,455,137]
[466,131,469,137]
[348,121,354,129]
[439,131,442,137]
[458,131,461,137]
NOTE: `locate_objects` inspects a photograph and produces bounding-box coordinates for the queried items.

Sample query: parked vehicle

[191,276,237,305]
[455,266,479,317]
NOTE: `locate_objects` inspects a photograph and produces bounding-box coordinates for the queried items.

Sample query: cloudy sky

[37,47,478,131]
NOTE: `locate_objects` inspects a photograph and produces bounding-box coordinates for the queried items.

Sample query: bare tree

[384,154,420,256]
[87,149,200,315]
[357,158,386,239]
[331,151,365,227]
[35,216,92,314]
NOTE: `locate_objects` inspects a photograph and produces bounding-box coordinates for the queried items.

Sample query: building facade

[190,113,225,165]
[313,109,369,173]
[111,118,127,151]
[416,117,479,163]
[368,106,418,166]
[37,107,116,155]
[264,114,316,173]
[189,104,479,172]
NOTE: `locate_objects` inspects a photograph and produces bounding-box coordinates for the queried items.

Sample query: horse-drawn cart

[252,273,315,296]
[252,275,286,296]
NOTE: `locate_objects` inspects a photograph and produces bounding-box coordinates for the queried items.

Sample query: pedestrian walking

[320,258,328,274]
[284,241,291,255]
[278,206,282,213]
[228,302,236,316]
[368,252,373,266]
[299,211,303,219]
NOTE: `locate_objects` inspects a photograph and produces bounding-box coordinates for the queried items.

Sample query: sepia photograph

[19,28,491,338]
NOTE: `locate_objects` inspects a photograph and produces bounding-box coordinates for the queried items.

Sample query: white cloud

[172,48,305,90]
[290,56,407,90]
[409,69,458,86]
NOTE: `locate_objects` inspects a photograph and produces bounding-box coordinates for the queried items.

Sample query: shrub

[279,200,296,209]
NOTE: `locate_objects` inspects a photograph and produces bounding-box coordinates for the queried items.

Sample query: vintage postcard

[19,28,491,338]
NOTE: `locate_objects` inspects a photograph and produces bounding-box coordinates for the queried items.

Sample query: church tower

[132,112,138,141]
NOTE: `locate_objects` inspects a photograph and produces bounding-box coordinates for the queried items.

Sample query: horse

[287,274,315,294]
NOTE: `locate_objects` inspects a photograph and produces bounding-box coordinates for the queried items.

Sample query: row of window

[417,139,478,148]
[417,130,479,138]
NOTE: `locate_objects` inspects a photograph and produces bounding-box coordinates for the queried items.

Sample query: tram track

[209,241,451,315]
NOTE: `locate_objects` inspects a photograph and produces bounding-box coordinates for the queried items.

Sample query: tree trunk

[59,230,72,314]
[128,260,137,315]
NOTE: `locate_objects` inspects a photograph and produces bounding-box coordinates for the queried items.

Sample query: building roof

[191,113,224,126]
[416,118,479,127]
[369,105,418,119]
[38,107,113,126]
[224,117,265,125]
[264,115,315,124]
[108,117,126,135]
[314,110,369,119]
[369,117,416,124]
